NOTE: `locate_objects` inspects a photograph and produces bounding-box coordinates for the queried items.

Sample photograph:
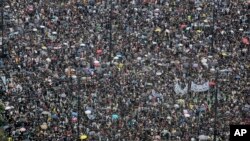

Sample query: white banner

[174,83,188,95]
[174,81,210,94]
[191,81,210,92]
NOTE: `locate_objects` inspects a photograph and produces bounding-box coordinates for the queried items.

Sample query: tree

[0,101,6,140]
[0,101,4,125]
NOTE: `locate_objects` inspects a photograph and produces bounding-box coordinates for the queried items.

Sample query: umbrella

[72,117,77,123]
[3,125,10,130]
[198,135,209,140]
[5,106,14,110]
[72,112,78,117]
[33,28,37,32]
[60,93,66,98]
[137,57,142,61]
[184,113,191,117]
[197,7,202,11]
[156,71,162,76]
[19,127,26,132]
[40,25,45,28]
[155,27,162,32]
[80,43,86,47]
[174,104,179,109]
[46,58,51,63]
[41,111,51,116]
[80,134,88,140]
[42,46,47,50]
[85,110,91,115]
[112,114,119,120]
[52,114,58,119]
[94,60,100,67]
[96,49,102,54]
[242,37,250,45]
[40,123,48,130]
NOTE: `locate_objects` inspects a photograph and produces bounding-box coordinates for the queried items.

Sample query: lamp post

[71,74,80,140]
[210,68,232,141]
[1,0,4,57]
[213,69,218,141]
[109,0,113,61]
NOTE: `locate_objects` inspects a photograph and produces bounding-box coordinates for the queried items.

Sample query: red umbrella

[242,37,250,45]
[97,49,102,55]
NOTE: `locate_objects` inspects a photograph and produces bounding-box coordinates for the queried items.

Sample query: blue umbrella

[71,112,78,117]
[112,114,119,120]
[52,114,58,119]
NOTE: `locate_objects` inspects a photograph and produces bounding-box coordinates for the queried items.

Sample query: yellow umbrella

[188,15,191,21]
[196,30,202,33]
[80,134,88,140]
[42,45,47,50]
[221,52,227,56]
[8,137,13,141]
[155,27,162,32]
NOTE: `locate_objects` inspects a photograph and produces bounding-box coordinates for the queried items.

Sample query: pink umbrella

[242,37,250,45]
[72,117,77,123]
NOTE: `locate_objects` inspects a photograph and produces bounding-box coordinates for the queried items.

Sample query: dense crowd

[0,0,250,140]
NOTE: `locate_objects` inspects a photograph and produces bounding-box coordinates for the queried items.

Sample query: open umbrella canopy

[72,112,78,117]
[42,111,51,116]
[80,134,88,140]
[5,106,14,110]
[198,135,209,140]
[19,127,26,132]
[112,114,119,120]
[85,110,91,115]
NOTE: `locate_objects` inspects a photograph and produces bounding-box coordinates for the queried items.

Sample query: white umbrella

[114,56,119,60]
[178,43,183,47]
[5,106,14,110]
[61,93,66,98]
[41,111,51,115]
[184,113,191,117]
[46,58,51,63]
[40,25,45,28]
[198,135,209,140]
[174,104,179,109]
[52,31,57,35]
[40,123,48,130]
[71,75,77,79]
[197,7,202,11]
[33,28,38,32]
[19,127,26,132]
[85,110,91,115]
[156,72,162,76]
[80,43,86,47]
[137,57,142,60]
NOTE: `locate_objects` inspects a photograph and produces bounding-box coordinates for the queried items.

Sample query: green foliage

[0,102,4,113]
[0,101,4,126]
[0,128,7,141]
